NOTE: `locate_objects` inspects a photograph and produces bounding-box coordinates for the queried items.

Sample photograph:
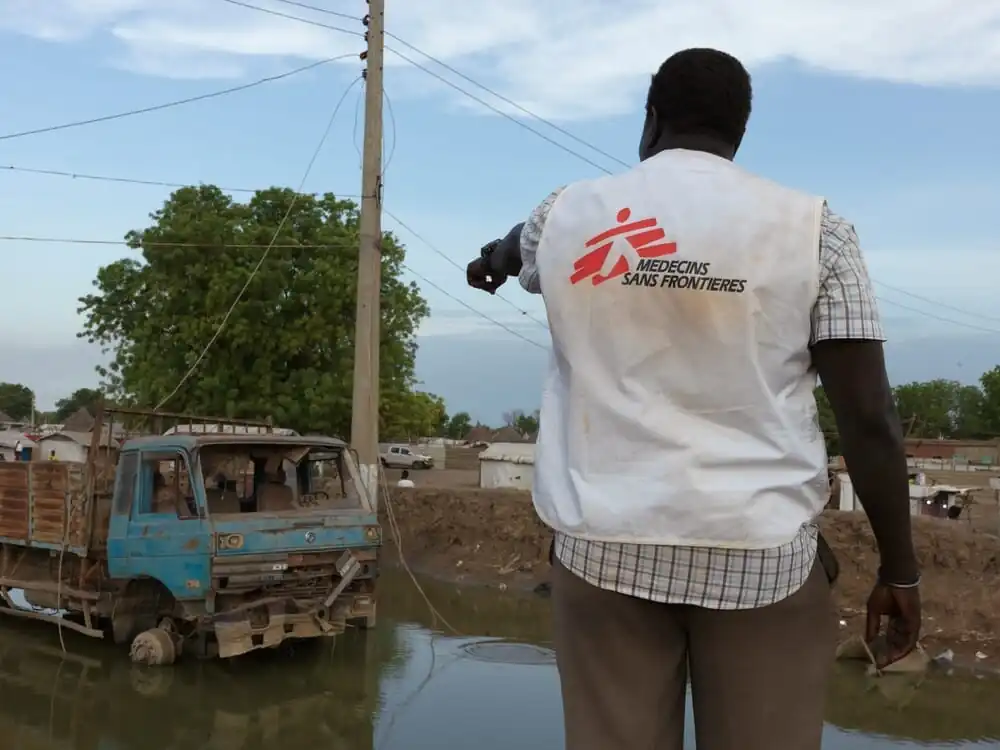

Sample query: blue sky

[1,0,999,423]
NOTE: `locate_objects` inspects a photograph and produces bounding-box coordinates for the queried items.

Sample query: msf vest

[532,149,828,548]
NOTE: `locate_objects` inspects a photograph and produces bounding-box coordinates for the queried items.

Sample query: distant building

[904,438,1000,465]
[479,442,534,490]
[0,431,37,461]
[37,429,120,463]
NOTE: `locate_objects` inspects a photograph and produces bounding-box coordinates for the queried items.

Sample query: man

[467,48,920,750]
[48,450,57,461]
[396,470,415,488]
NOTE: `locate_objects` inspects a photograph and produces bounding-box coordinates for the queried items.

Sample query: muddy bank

[383,485,1000,660]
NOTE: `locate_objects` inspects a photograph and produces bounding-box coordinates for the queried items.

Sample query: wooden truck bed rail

[0,462,91,555]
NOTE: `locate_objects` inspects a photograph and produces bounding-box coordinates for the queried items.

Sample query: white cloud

[1,0,998,118]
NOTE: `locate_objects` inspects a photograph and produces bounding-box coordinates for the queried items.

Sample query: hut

[478,442,534,490]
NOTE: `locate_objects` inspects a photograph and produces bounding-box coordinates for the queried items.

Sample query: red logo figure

[570,208,677,285]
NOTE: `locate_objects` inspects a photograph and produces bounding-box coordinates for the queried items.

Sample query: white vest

[533,149,828,549]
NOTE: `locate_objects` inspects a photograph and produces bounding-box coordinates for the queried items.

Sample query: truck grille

[212,549,376,600]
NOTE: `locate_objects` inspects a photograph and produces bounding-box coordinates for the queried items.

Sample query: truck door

[113,449,213,602]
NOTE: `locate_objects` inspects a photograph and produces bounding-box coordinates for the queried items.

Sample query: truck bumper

[213,592,374,659]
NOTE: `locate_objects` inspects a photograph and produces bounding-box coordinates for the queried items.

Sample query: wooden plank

[0,464,29,541]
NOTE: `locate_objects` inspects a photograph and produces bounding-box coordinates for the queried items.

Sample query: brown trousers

[551,558,836,749]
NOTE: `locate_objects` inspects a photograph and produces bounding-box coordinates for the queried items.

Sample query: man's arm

[810,205,918,585]
[468,188,563,295]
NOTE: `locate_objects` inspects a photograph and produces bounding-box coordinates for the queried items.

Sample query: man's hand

[467,240,508,294]
[865,582,921,668]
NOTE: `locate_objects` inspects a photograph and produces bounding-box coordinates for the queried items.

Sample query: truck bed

[0,462,93,555]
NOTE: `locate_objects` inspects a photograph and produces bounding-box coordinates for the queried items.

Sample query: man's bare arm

[812,340,918,584]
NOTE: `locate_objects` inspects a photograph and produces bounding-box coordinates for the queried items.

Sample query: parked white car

[379,444,434,470]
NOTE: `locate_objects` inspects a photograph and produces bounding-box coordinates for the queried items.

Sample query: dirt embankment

[384,457,1000,662]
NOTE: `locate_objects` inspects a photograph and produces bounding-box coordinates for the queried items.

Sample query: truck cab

[105,433,380,660]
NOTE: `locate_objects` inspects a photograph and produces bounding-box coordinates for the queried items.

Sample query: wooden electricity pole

[351,0,385,506]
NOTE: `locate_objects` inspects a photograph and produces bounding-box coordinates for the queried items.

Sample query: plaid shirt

[519,185,884,610]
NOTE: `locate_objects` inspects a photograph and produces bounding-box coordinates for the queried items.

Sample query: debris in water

[461,639,556,665]
[976,651,988,660]
[835,634,929,675]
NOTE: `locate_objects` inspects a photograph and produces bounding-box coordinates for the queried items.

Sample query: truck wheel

[130,627,178,666]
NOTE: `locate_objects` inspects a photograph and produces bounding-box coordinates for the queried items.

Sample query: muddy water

[0,570,998,749]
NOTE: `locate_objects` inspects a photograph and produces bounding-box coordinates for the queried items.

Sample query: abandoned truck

[0,409,380,665]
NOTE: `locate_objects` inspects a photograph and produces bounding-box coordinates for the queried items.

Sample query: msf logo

[570,208,677,286]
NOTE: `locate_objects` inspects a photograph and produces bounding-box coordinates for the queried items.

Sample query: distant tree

[54,387,104,422]
[444,411,472,440]
[814,385,839,455]
[978,366,1000,437]
[0,383,34,421]
[78,185,428,437]
[514,410,540,436]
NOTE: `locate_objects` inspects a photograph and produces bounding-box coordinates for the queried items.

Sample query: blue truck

[0,408,380,665]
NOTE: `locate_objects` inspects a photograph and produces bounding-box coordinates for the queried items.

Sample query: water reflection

[0,569,996,749]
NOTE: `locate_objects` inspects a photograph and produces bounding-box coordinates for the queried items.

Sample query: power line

[0,235,359,249]
[271,0,631,169]
[0,164,362,198]
[0,55,356,142]
[400,264,548,350]
[876,296,1000,335]
[10,161,997,339]
[875,280,1000,324]
[0,162,549,328]
[222,0,615,173]
[383,209,548,330]
[219,0,363,37]
[154,75,363,410]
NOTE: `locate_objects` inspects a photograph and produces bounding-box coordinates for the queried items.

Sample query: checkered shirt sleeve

[526,195,882,608]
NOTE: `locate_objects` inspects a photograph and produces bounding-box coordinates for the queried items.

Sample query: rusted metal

[29,462,88,547]
[0,577,99,600]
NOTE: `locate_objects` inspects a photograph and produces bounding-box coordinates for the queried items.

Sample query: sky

[0,0,998,424]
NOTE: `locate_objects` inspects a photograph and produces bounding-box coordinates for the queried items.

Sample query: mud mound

[384,487,547,587]
[820,511,1000,639]
[384,491,1000,643]
[444,447,481,472]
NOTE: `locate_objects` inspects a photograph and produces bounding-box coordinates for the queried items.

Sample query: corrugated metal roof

[479,442,535,464]
[0,430,37,449]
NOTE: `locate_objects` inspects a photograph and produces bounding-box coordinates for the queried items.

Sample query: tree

[54,387,104,422]
[979,366,1000,437]
[78,186,429,438]
[814,386,839,455]
[444,411,472,440]
[381,391,446,440]
[514,410,540,436]
[0,383,34,421]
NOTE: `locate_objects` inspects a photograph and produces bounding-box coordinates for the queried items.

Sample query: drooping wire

[0,55,356,142]
[269,0,631,169]
[219,0,617,174]
[384,209,549,330]
[154,75,364,411]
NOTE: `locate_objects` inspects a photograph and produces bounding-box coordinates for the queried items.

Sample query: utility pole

[351,0,385,508]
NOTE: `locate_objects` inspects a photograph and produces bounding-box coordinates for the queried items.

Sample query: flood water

[1,569,998,749]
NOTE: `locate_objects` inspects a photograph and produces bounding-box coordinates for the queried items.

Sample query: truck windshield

[197,443,360,515]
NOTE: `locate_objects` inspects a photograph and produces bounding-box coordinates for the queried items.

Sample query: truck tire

[130,627,178,666]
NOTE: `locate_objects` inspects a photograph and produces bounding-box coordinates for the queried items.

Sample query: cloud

[1,0,998,118]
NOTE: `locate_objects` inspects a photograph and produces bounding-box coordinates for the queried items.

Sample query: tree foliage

[443,411,472,440]
[0,383,34,421]
[78,186,429,439]
[502,408,540,436]
[817,369,1000,454]
[55,387,104,422]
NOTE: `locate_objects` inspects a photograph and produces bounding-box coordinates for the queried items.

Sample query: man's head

[641,48,752,161]
[401,470,410,480]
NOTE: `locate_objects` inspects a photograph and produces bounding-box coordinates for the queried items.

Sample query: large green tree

[54,387,104,421]
[78,186,429,438]
[0,383,34,421]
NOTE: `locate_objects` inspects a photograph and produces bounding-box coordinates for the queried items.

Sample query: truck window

[390,447,400,455]
[139,452,198,519]
[113,451,138,516]
[400,447,411,456]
